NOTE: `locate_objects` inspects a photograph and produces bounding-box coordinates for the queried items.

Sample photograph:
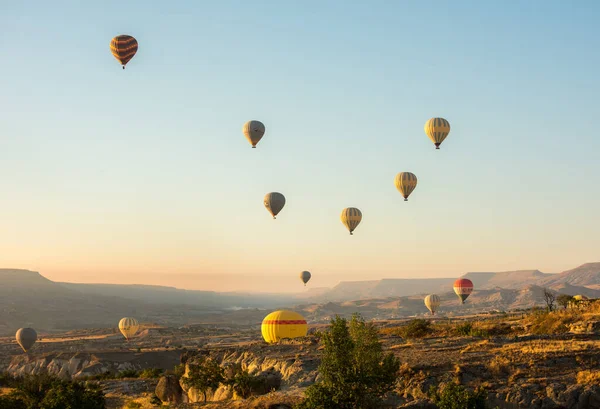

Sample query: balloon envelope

[118,317,139,340]
[243,120,265,148]
[16,328,37,352]
[300,271,311,286]
[424,294,440,315]
[340,207,362,235]
[424,118,451,149]
[394,172,418,201]
[453,279,474,304]
[110,35,138,68]
[264,192,286,219]
[261,310,307,343]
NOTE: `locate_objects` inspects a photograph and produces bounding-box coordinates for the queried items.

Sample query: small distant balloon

[424,294,440,315]
[340,207,362,235]
[110,35,138,69]
[16,328,37,353]
[243,120,265,148]
[264,192,286,219]
[424,118,451,149]
[118,317,139,340]
[394,172,418,201]
[300,271,311,286]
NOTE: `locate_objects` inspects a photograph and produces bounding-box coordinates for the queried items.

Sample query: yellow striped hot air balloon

[261,310,307,343]
[341,207,362,235]
[118,317,139,340]
[424,294,440,315]
[110,35,138,69]
[394,172,418,201]
[424,117,451,149]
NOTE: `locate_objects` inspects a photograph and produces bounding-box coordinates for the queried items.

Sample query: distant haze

[1,2,599,293]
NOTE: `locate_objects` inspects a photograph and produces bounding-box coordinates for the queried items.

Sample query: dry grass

[486,356,512,376]
[576,370,600,385]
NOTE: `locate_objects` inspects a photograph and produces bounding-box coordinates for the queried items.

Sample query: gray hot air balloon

[243,120,265,148]
[300,271,311,286]
[16,328,37,352]
[264,192,286,219]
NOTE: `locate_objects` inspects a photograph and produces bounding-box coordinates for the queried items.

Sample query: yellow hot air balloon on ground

[424,294,440,315]
[424,117,451,149]
[110,35,138,69]
[261,310,307,343]
[394,172,418,201]
[243,120,265,148]
[118,317,139,340]
[341,207,362,235]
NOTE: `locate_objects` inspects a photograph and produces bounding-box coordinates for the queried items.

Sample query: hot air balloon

[424,294,440,315]
[573,295,589,301]
[264,192,285,219]
[118,317,139,340]
[453,279,473,304]
[424,118,451,149]
[300,271,311,286]
[261,310,307,343]
[110,35,138,69]
[394,172,418,201]
[16,328,37,353]
[243,120,265,148]
[341,207,362,235]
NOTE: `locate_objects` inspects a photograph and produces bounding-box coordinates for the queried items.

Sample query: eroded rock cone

[155,374,183,403]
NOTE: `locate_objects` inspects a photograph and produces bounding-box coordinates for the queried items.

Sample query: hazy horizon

[2,2,599,293]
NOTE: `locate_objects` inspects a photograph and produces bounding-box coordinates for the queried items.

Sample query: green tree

[0,394,27,409]
[297,314,401,409]
[227,370,262,399]
[557,294,574,309]
[39,380,105,409]
[181,357,225,402]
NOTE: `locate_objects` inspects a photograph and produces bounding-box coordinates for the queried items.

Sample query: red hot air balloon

[453,278,473,304]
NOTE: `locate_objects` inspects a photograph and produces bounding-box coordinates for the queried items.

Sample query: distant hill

[541,263,600,287]
[1,263,599,335]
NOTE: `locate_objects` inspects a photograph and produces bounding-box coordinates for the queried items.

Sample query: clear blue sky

[1,1,599,292]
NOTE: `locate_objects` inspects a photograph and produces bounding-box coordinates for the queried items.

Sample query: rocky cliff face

[179,343,319,403]
[7,350,181,379]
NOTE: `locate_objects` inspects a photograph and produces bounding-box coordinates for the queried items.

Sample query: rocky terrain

[2,301,600,408]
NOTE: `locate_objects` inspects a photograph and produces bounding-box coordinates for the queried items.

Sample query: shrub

[228,370,263,399]
[139,368,163,379]
[6,374,105,409]
[297,314,401,409]
[149,394,162,406]
[455,322,473,336]
[429,382,488,409]
[181,357,225,402]
[117,369,139,379]
[398,319,433,339]
[125,402,142,409]
[0,395,27,409]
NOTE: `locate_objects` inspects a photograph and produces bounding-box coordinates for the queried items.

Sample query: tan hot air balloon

[118,317,139,340]
[394,172,418,201]
[264,192,286,219]
[110,35,138,69]
[16,328,37,353]
[242,120,265,148]
[424,294,440,315]
[424,117,451,149]
[340,207,362,235]
[300,271,311,286]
